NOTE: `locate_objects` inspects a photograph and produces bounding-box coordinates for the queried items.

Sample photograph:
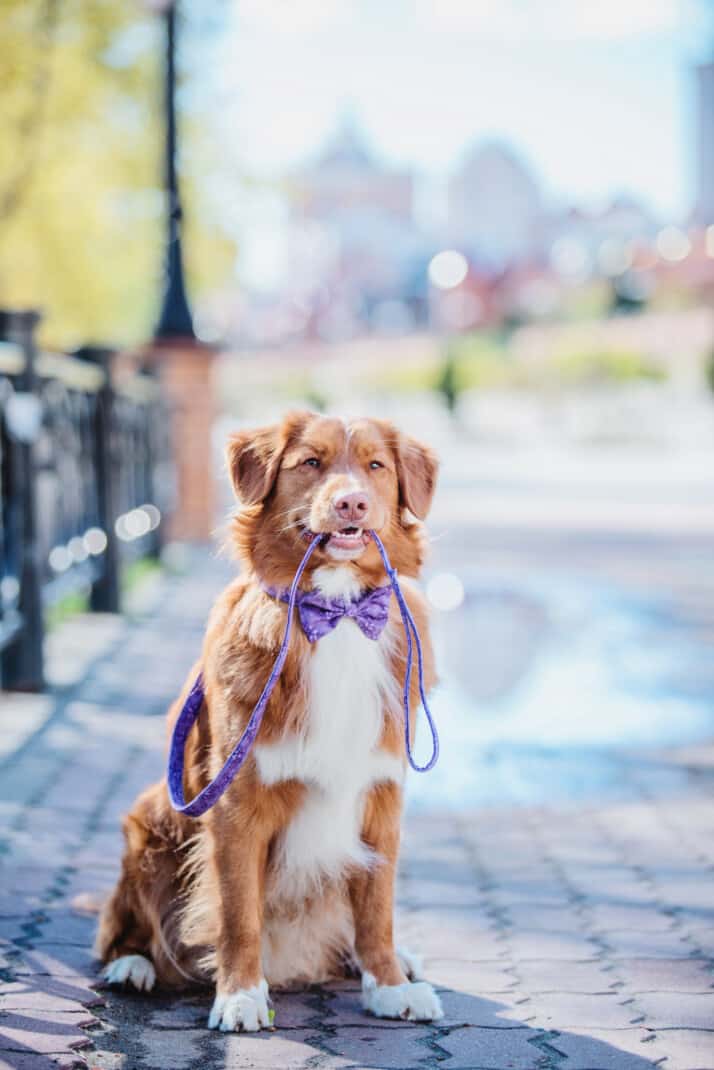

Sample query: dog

[96,410,442,1031]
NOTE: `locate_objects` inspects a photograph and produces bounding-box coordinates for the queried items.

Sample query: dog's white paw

[362,971,443,1021]
[102,954,156,992]
[396,946,424,981]
[208,979,271,1032]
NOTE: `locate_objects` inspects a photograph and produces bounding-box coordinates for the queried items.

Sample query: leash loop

[369,530,440,772]
[167,532,324,816]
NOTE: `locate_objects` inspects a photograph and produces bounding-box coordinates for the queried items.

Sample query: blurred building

[448,141,545,268]
[547,197,657,281]
[288,116,426,337]
[693,57,714,224]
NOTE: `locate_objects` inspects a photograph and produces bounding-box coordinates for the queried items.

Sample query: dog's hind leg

[96,782,195,990]
[96,859,157,991]
[95,819,158,991]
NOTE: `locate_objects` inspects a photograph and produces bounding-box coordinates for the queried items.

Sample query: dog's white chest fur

[255,566,402,900]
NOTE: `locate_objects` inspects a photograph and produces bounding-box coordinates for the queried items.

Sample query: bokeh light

[426,573,465,612]
[656,225,691,262]
[428,250,468,290]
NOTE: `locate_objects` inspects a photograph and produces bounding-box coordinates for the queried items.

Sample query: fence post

[0,310,44,692]
[77,346,121,614]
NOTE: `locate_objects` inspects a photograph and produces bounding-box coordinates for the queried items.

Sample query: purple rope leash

[167,530,439,817]
[370,529,439,774]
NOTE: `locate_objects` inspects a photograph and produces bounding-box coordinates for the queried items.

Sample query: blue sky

[205,0,712,221]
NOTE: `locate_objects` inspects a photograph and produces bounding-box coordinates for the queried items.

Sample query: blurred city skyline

[212,0,714,297]
[216,0,712,211]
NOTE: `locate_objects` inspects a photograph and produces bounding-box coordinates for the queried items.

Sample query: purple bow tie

[263,583,392,642]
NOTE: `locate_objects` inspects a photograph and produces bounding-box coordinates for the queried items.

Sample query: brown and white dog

[96,411,442,1030]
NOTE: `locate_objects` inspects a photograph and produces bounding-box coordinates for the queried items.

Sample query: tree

[0,0,236,348]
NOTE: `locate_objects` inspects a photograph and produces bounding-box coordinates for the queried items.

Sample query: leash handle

[167,532,324,816]
[369,530,440,772]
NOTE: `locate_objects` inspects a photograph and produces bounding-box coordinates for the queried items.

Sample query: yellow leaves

[0,0,237,349]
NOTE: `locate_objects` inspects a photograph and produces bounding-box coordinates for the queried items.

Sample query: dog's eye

[369,460,384,470]
[303,457,320,469]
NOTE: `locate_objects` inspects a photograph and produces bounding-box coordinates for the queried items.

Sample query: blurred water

[407,574,713,811]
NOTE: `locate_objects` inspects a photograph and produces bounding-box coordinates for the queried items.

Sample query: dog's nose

[334,491,369,523]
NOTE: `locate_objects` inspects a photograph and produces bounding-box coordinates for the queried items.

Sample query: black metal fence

[0,310,174,692]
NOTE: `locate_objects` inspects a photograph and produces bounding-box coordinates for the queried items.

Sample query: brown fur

[96,412,438,996]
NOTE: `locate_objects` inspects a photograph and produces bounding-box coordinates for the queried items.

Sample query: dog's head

[227,411,438,585]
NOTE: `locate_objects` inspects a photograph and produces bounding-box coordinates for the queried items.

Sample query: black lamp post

[154,0,195,341]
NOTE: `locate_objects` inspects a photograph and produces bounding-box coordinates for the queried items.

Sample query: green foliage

[706,349,714,395]
[436,349,460,412]
[0,1,236,348]
[368,333,666,395]
[121,555,161,595]
[45,588,89,631]
[552,349,666,385]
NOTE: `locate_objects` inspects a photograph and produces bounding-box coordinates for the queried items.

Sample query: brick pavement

[1,551,713,1070]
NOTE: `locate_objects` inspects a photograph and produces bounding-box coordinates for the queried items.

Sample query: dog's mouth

[301,524,370,553]
[326,525,370,551]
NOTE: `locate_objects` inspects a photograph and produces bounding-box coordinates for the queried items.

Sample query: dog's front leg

[207,803,272,1033]
[350,781,443,1022]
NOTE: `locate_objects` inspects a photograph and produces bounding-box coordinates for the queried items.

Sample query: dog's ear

[226,412,311,505]
[394,432,439,520]
[226,426,283,505]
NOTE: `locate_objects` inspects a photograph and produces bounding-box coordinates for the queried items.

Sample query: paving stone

[12,944,99,980]
[438,989,532,1029]
[438,1025,549,1069]
[145,998,208,1031]
[400,921,507,960]
[646,878,714,914]
[508,992,645,1030]
[4,865,57,899]
[0,758,63,810]
[400,879,483,908]
[219,1029,337,1070]
[504,904,589,934]
[515,960,615,994]
[603,930,697,959]
[0,893,37,917]
[0,1009,95,1054]
[316,1024,433,1068]
[276,989,347,1029]
[643,1027,714,1070]
[569,876,658,908]
[587,903,680,933]
[686,926,714,957]
[0,978,104,1012]
[427,957,518,993]
[4,827,78,869]
[136,1027,206,1070]
[553,1028,662,1068]
[487,878,571,907]
[613,957,714,994]
[0,919,26,944]
[31,912,97,948]
[60,867,118,899]
[633,992,714,1030]
[506,929,601,961]
[0,1055,88,1070]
